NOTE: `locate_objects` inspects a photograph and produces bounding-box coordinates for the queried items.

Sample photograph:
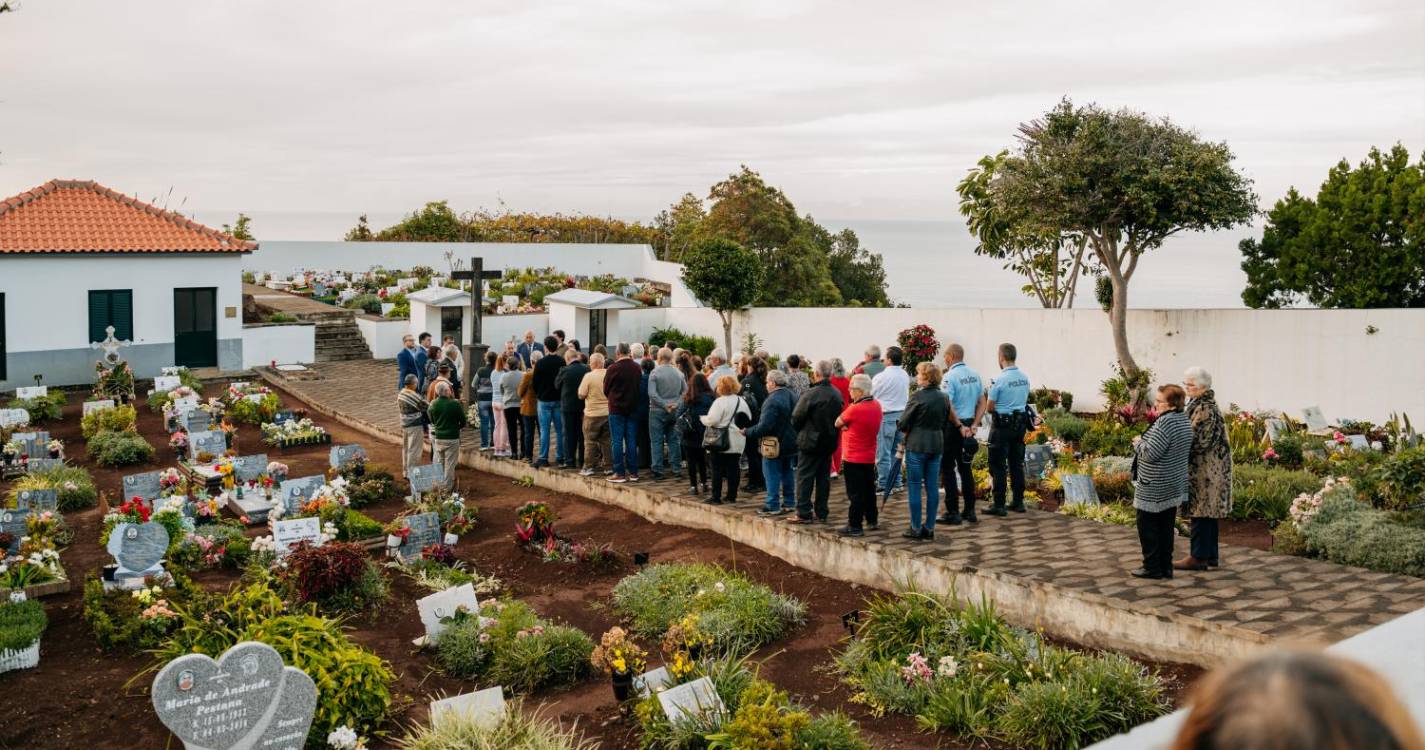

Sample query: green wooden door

[173,287,217,368]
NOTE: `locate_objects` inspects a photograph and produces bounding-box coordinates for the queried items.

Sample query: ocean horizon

[207,210,1253,310]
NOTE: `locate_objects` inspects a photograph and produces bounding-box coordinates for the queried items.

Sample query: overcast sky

[1,0,1422,231]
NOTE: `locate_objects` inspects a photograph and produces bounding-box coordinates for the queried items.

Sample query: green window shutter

[112,290,133,341]
[88,290,110,343]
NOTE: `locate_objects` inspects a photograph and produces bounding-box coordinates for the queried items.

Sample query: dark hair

[1158,384,1186,411]
[484,351,496,366]
[543,335,559,350]
[593,344,607,356]
[641,357,655,374]
[428,346,442,359]
[748,357,768,379]
[787,354,802,370]
[1171,650,1424,750]
[685,373,713,404]
[886,346,903,366]
[998,342,1017,363]
[437,364,451,374]
[553,329,565,340]
[418,332,432,344]
[568,339,581,352]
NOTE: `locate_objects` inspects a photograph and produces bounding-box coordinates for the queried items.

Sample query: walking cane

[880,444,904,511]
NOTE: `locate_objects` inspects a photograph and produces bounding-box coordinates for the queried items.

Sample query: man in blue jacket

[414,331,433,390]
[396,334,422,392]
[747,370,799,516]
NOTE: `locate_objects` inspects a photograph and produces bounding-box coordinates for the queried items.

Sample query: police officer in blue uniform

[984,342,1031,516]
[938,343,985,525]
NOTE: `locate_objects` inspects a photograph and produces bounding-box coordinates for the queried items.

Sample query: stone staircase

[314,318,373,362]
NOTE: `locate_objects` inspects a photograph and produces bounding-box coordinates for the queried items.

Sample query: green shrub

[1268,433,1306,469]
[80,404,137,439]
[267,312,297,323]
[88,430,155,467]
[1080,419,1144,457]
[0,598,47,652]
[345,466,398,508]
[170,523,252,571]
[1232,465,1322,523]
[151,582,394,743]
[611,563,807,656]
[83,574,196,652]
[225,392,280,425]
[1375,447,1425,511]
[1032,389,1074,414]
[1300,494,1425,577]
[318,504,384,541]
[275,542,388,615]
[435,599,593,694]
[7,392,66,422]
[1043,408,1089,444]
[395,702,597,750]
[648,326,716,358]
[6,465,97,510]
[1061,501,1136,527]
[344,292,383,314]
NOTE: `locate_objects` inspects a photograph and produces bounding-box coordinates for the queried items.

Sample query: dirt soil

[0,386,1202,750]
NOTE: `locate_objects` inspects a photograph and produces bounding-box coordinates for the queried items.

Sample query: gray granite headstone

[430,687,506,731]
[233,454,269,483]
[1060,473,1099,506]
[151,640,317,750]
[16,488,58,512]
[106,521,169,579]
[15,432,49,458]
[25,457,62,473]
[123,471,165,502]
[1024,444,1053,479]
[189,430,226,459]
[328,444,366,470]
[272,410,296,425]
[408,464,440,497]
[183,409,213,433]
[1302,405,1330,433]
[279,476,326,515]
[1346,434,1370,451]
[0,509,31,554]
[397,512,441,560]
[1264,418,1286,441]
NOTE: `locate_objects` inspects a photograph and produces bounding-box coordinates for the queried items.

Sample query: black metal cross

[450,257,503,404]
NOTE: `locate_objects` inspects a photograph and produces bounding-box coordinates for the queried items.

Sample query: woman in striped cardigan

[1131,384,1194,580]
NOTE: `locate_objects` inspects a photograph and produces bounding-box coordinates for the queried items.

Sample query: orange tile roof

[0,179,256,254]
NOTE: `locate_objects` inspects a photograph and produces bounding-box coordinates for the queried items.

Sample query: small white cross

[90,325,131,365]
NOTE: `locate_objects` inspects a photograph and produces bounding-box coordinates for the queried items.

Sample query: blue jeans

[609,413,639,476]
[762,453,796,511]
[649,408,682,474]
[477,401,494,448]
[876,411,904,492]
[537,401,565,463]
[905,451,942,531]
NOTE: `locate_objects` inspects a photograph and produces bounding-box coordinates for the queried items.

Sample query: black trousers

[844,461,878,529]
[796,450,833,520]
[743,439,765,489]
[503,407,523,459]
[637,413,651,470]
[684,442,708,488]
[710,452,741,502]
[1136,506,1178,576]
[1189,517,1220,562]
[941,430,977,518]
[521,414,537,460]
[562,407,585,467]
[988,420,1027,508]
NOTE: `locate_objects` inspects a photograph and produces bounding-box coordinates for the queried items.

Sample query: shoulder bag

[702,398,739,452]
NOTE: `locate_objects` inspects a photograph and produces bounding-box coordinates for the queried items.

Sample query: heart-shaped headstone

[151,640,316,750]
[106,521,169,574]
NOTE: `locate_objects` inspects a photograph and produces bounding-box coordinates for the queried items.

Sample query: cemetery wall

[617,306,1425,422]
[353,316,408,359]
[240,322,315,368]
[0,253,244,390]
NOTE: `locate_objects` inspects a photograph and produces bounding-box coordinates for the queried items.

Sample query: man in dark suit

[396,334,422,391]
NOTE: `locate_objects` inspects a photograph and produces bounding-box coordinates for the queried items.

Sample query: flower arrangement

[591,626,647,677]
[410,490,477,538]
[93,359,135,398]
[514,501,556,544]
[159,468,184,494]
[167,431,189,453]
[225,384,281,425]
[261,418,330,447]
[421,543,456,566]
[896,323,940,373]
[266,461,289,482]
[45,439,63,458]
[326,726,368,750]
[1289,476,1351,527]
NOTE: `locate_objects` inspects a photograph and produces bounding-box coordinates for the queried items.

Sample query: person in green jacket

[428,381,467,491]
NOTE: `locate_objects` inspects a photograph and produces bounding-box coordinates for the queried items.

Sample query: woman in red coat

[829,358,852,478]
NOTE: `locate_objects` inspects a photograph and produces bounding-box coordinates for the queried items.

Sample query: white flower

[937,656,959,678]
[714,582,726,593]
[251,535,276,553]
[326,725,360,750]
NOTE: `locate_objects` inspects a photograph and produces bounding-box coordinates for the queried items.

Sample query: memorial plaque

[172,395,200,413]
[182,409,213,433]
[657,676,726,723]
[0,408,29,428]
[1346,434,1370,451]
[1264,418,1286,441]
[82,399,116,416]
[278,475,326,514]
[189,430,227,459]
[233,454,269,483]
[635,666,673,698]
[227,492,276,525]
[123,470,165,501]
[430,687,506,731]
[25,457,62,473]
[16,488,58,512]
[152,375,182,393]
[0,509,31,554]
[1302,406,1330,433]
[397,512,441,560]
[229,381,251,391]
[272,517,323,557]
[329,444,367,470]
[151,640,317,750]
[416,583,480,639]
[408,464,440,497]
[14,431,48,458]
[105,521,169,577]
[15,385,47,400]
[1024,444,1054,480]
[272,410,296,425]
[1060,473,1099,506]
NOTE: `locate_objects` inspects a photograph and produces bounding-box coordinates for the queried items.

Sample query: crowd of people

[395,329,1236,580]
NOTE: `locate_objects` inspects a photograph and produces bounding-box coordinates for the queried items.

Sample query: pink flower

[1333,431,1346,444]
[1263,448,1278,460]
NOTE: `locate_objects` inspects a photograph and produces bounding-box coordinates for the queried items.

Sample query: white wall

[620,307,1425,423]
[482,313,549,351]
[241,324,314,368]
[2,253,245,353]
[354,316,408,359]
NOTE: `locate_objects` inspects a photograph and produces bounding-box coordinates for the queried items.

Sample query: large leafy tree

[1241,144,1424,308]
[348,202,658,244]
[681,237,763,356]
[957,151,1091,307]
[978,99,1256,374]
[653,193,707,262]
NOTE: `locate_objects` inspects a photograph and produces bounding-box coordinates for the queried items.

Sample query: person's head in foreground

[1172,649,1424,750]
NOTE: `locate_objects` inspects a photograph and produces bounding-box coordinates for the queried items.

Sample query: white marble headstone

[430,687,506,731]
[153,376,182,393]
[1302,406,1330,433]
[657,676,726,724]
[15,385,47,400]
[416,583,480,640]
[272,517,323,557]
[83,399,116,416]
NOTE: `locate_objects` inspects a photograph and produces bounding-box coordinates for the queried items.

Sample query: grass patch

[611,563,806,657]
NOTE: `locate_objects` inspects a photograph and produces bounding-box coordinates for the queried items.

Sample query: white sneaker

[579,468,595,477]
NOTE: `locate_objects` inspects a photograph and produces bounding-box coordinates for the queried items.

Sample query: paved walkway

[263,359,1425,664]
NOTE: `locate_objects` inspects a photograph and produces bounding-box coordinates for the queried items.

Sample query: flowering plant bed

[611,563,806,657]
[431,598,594,694]
[0,598,47,674]
[261,418,331,448]
[2,508,71,598]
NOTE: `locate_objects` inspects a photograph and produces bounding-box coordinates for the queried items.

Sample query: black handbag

[702,399,739,452]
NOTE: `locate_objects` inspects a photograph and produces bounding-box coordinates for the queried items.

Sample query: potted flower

[384,521,411,549]
[46,439,63,460]
[1,441,18,467]
[0,598,47,674]
[591,626,647,701]
[169,431,189,461]
[266,461,289,484]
